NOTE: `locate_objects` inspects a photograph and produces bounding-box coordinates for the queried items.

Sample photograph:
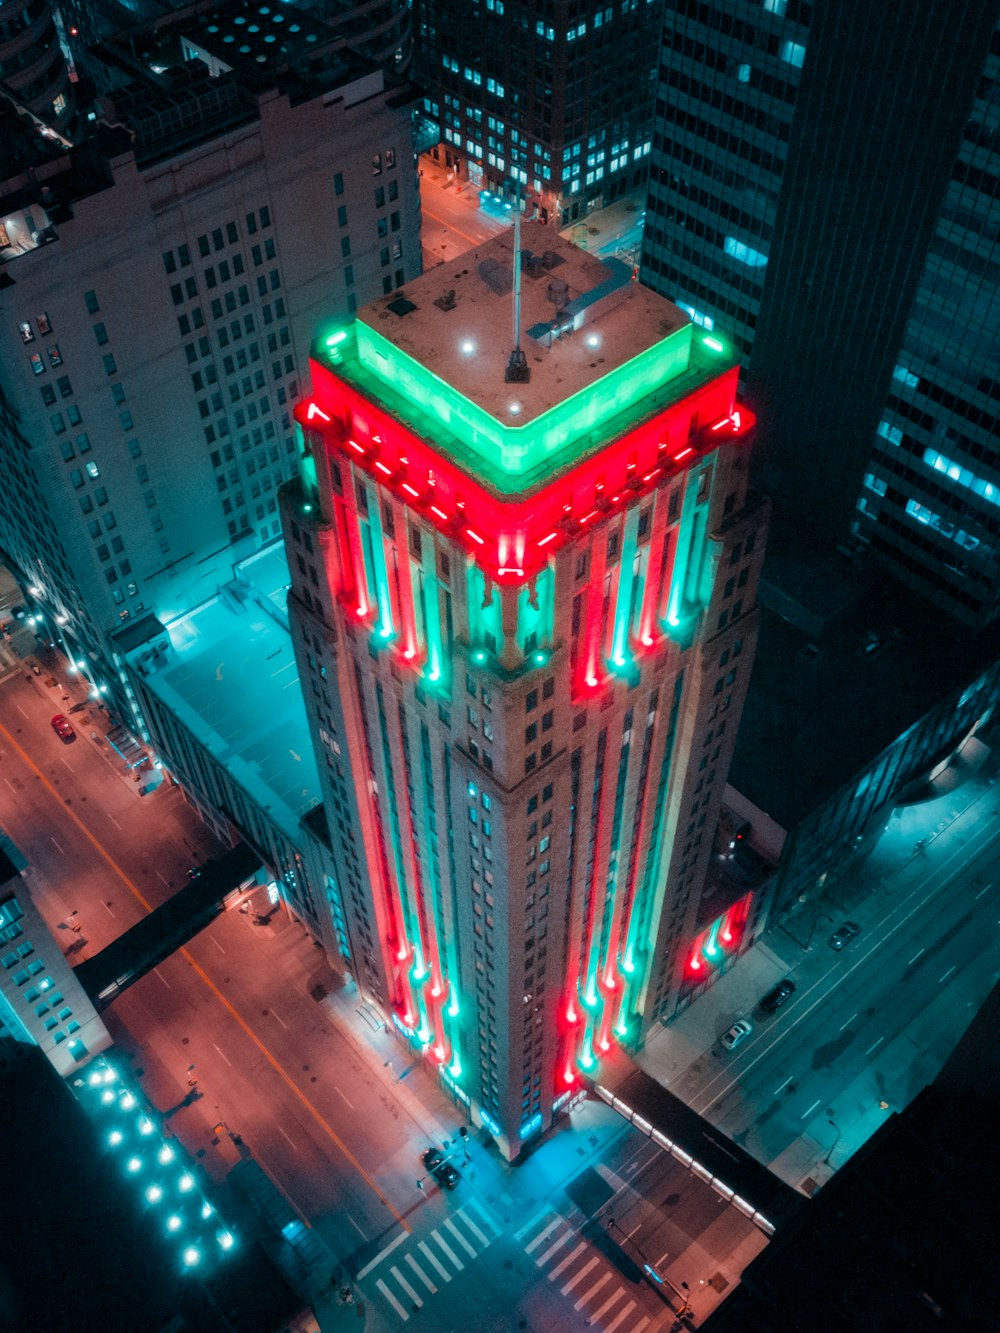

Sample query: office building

[411,0,661,224]
[0,840,111,1077]
[0,1,421,725]
[280,223,767,1157]
[642,0,1000,625]
[0,0,76,140]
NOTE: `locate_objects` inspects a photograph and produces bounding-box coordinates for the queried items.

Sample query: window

[19,321,34,344]
[84,291,99,314]
[30,353,45,375]
[47,345,62,367]
[372,152,383,175]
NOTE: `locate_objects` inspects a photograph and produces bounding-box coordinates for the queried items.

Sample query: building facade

[280,224,767,1157]
[0,0,76,139]
[412,0,661,224]
[642,0,1000,625]
[0,8,421,727]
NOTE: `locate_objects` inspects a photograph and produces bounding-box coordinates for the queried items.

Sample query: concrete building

[0,1,421,728]
[411,0,661,224]
[0,0,76,140]
[642,0,1000,626]
[280,223,768,1157]
[0,839,111,1077]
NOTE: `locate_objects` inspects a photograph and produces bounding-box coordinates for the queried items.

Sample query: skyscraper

[280,224,767,1157]
[0,4,421,721]
[0,0,76,140]
[411,0,661,224]
[642,0,1000,625]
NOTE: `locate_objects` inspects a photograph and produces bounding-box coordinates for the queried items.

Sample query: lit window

[723,237,768,267]
[780,40,807,68]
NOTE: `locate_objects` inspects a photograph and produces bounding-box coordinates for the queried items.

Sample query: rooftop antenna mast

[505,183,530,383]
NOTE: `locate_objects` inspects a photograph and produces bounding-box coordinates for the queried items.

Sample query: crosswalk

[368,1198,502,1323]
[517,1210,654,1333]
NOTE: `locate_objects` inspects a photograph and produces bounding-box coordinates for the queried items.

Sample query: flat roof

[128,544,321,838]
[314,224,733,492]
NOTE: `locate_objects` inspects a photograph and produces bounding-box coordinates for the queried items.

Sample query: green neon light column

[365,504,396,643]
[467,565,503,654]
[420,572,447,687]
[296,423,318,501]
[665,477,702,629]
[610,510,640,669]
[517,566,554,654]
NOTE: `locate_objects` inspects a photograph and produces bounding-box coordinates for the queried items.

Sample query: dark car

[421,1148,442,1171]
[759,979,796,1014]
[828,921,861,951]
[432,1161,460,1191]
[50,713,75,742]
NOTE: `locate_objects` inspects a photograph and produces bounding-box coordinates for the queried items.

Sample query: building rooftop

[126,544,322,838]
[313,223,739,495]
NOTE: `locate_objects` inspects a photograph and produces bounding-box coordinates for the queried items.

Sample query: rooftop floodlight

[120,1093,136,1110]
[217,1230,235,1251]
[183,1247,201,1268]
[167,1215,182,1232]
[460,339,476,355]
[139,1117,155,1136]
[108,1130,123,1146]
[146,1184,163,1203]
[101,1089,114,1105]
[702,335,725,353]
[201,1202,214,1220]
[158,1146,174,1164]
[586,333,601,349]
[178,1173,194,1192]
[127,1156,142,1173]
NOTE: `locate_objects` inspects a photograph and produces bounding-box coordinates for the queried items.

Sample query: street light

[607,1217,689,1315]
[823,1118,843,1166]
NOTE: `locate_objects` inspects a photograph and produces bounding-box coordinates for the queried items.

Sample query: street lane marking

[592,1289,627,1323]
[0,719,410,1234]
[50,836,64,854]
[800,1098,821,1119]
[269,1008,288,1029]
[866,1037,885,1055]
[975,882,993,899]
[561,1255,599,1295]
[537,1229,573,1266]
[335,1086,354,1109]
[277,1125,298,1152]
[604,1299,637,1333]
[460,1210,489,1247]
[347,1213,367,1240]
[632,1318,651,1333]
[938,965,957,983]
[16,704,28,718]
[443,1217,477,1257]
[390,1266,423,1309]
[430,1227,463,1271]
[210,936,225,954]
[517,1208,553,1244]
[212,1042,231,1066]
[421,206,490,249]
[405,1253,437,1295]
[376,1278,409,1321]
[357,1231,407,1279]
[525,1216,560,1252]
[106,811,122,830]
[838,1012,857,1031]
[907,948,925,966]
[774,1075,794,1096]
[576,1271,611,1310]
[466,1197,502,1237]
[549,1240,586,1279]
[102,900,116,917]
[418,1239,451,1282]
[153,968,171,988]
[156,870,170,885]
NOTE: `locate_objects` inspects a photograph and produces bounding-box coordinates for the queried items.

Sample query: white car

[721,1019,753,1051]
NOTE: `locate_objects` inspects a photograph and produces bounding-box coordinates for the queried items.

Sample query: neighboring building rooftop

[315,222,739,493]
[730,546,1000,831]
[127,544,322,835]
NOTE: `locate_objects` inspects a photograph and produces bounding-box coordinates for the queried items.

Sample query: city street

[635,760,1000,1192]
[1,646,761,1330]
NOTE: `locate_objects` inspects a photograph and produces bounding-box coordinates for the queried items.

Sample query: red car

[51,714,76,742]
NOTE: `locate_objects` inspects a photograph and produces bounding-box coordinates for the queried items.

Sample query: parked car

[50,713,75,742]
[432,1161,460,1191]
[828,921,861,951]
[421,1148,442,1171]
[721,1018,753,1050]
[759,979,796,1014]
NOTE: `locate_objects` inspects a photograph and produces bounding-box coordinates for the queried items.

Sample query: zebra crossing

[517,1210,654,1333]
[367,1198,502,1323]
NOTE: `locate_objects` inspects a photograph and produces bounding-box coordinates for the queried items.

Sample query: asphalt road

[679,805,1000,1178]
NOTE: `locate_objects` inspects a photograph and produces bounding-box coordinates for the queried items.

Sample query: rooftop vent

[433,289,457,311]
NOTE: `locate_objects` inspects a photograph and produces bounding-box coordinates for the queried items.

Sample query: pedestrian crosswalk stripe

[536,1228,573,1266]
[391,1265,424,1309]
[575,1272,612,1311]
[431,1226,464,1271]
[405,1253,437,1295]
[561,1254,599,1295]
[549,1240,586,1280]
[466,1197,502,1237]
[418,1238,452,1282]
[525,1216,561,1253]
[632,1316,651,1332]
[515,1207,551,1242]
[460,1210,490,1247]
[605,1298,637,1333]
[591,1289,626,1323]
[443,1216,478,1257]
[376,1277,410,1321]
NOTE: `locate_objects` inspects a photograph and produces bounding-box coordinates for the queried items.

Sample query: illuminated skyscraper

[281,224,767,1158]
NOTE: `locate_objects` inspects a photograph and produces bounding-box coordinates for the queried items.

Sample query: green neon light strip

[665,478,701,628]
[421,572,446,687]
[610,511,640,668]
[467,565,503,650]
[295,423,318,498]
[366,502,396,642]
[316,323,737,496]
[517,567,554,654]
